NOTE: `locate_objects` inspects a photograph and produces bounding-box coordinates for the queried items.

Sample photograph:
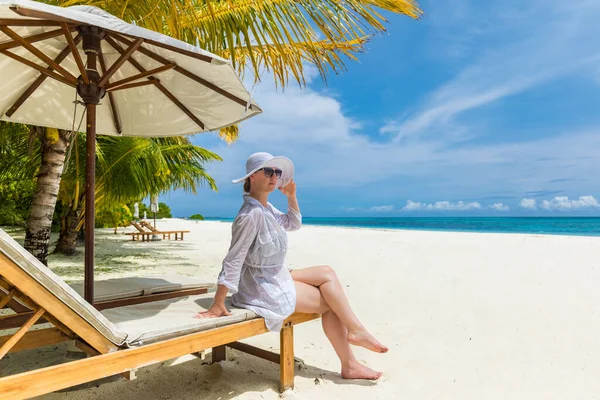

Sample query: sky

[165,0,600,218]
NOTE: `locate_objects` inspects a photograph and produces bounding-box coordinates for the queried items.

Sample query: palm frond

[218,124,239,144]
[93,136,221,206]
[178,0,422,86]
[0,122,40,181]
[220,36,366,86]
[52,0,422,87]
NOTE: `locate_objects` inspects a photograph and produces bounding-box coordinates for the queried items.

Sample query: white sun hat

[232,152,294,188]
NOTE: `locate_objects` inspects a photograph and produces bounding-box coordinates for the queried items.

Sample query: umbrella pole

[84,104,96,304]
[78,26,106,305]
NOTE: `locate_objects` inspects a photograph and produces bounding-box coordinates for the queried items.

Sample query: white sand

[3,219,600,399]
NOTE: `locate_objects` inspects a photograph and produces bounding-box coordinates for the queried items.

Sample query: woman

[196,152,388,380]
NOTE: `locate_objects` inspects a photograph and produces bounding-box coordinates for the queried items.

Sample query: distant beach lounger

[0,229,320,399]
[125,221,190,241]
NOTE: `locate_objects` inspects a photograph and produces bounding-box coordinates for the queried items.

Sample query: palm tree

[23,127,74,263]
[54,134,221,255]
[0,123,69,263]
[23,0,422,263]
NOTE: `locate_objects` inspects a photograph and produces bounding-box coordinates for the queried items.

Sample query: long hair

[243,178,251,193]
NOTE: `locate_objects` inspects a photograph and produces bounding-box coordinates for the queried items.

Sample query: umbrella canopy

[0,0,261,135]
[0,0,262,303]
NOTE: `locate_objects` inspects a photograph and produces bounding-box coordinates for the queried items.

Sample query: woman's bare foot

[342,360,383,380]
[347,329,389,353]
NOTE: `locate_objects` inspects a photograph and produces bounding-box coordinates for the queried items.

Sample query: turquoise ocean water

[203,217,600,237]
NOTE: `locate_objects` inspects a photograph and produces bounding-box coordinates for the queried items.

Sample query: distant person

[196,152,387,380]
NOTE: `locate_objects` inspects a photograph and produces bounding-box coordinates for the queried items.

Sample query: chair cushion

[101,293,257,346]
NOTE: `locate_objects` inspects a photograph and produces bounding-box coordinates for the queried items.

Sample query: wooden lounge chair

[125,221,190,242]
[139,220,190,241]
[124,221,154,242]
[0,229,320,399]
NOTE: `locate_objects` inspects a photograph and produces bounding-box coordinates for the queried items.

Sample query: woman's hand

[279,179,296,198]
[194,301,232,319]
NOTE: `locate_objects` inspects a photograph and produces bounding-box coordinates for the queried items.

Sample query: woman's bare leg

[294,280,382,380]
[292,266,388,353]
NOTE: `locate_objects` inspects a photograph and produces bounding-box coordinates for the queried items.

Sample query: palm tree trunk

[54,202,82,255]
[24,127,70,265]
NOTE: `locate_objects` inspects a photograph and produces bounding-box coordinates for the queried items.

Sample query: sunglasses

[260,167,283,179]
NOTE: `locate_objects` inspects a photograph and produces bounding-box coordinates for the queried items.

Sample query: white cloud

[540,195,600,211]
[519,198,537,210]
[370,205,394,212]
[402,200,482,211]
[489,203,510,211]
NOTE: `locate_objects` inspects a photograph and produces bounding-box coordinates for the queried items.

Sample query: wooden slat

[7,299,30,313]
[77,340,148,381]
[0,288,16,309]
[98,38,143,87]
[60,22,88,84]
[0,25,77,84]
[173,66,258,110]
[0,253,118,355]
[110,33,258,111]
[0,307,45,359]
[0,28,66,51]
[106,79,156,92]
[93,287,209,311]
[98,52,123,134]
[0,311,37,330]
[227,341,280,364]
[104,36,154,79]
[0,312,319,399]
[0,327,70,354]
[5,34,80,117]
[1,284,31,313]
[75,339,99,356]
[153,81,205,129]
[0,49,76,88]
[106,63,175,89]
[280,325,294,392]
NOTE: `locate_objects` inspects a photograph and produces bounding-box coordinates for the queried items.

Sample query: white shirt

[217,194,301,331]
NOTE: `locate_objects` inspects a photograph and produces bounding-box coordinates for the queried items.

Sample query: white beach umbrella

[0,0,262,302]
[149,195,159,214]
[0,0,261,135]
[149,194,161,241]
